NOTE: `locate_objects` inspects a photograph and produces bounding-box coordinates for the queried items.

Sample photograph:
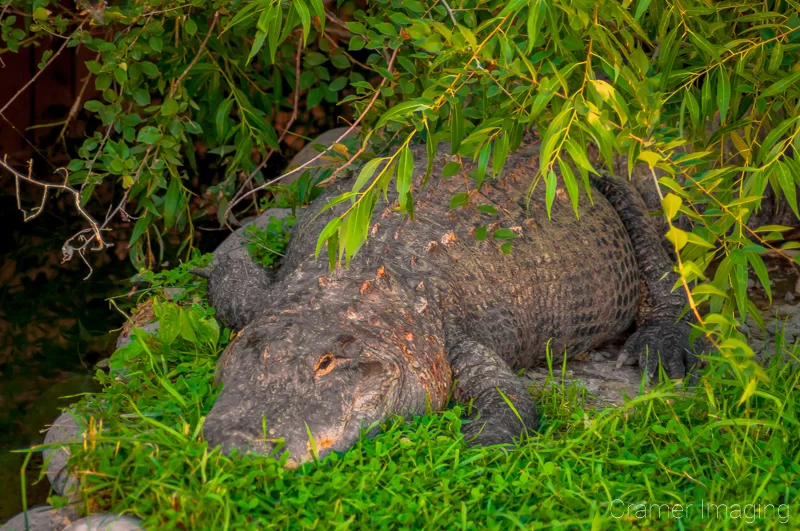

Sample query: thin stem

[438,0,457,25]
[81,121,115,192]
[169,11,219,97]
[227,37,305,222]
[648,166,664,202]
[1,155,105,251]
[0,0,12,24]
[58,51,101,148]
[0,17,89,116]
[224,46,401,219]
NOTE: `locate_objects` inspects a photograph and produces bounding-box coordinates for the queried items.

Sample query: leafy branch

[3,0,800,394]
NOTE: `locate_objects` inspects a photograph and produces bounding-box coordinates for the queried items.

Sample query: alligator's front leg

[445,323,538,446]
[193,259,275,331]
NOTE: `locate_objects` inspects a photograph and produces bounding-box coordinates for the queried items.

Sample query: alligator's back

[280,142,640,369]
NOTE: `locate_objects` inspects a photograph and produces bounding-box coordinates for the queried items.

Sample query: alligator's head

[203,316,404,467]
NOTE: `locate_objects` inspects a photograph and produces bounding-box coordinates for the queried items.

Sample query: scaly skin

[202,141,703,466]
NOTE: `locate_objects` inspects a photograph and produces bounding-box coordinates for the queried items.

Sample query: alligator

[199,140,704,467]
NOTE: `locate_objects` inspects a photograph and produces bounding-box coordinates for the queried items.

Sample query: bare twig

[226,37,305,223]
[0,1,9,67]
[225,46,400,219]
[104,188,131,225]
[1,155,106,252]
[101,144,155,223]
[0,142,156,277]
[64,121,155,267]
[77,248,94,279]
[648,167,664,202]
[324,11,353,34]
[6,6,34,17]
[57,51,101,147]
[0,17,89,115]
[141,4,192,17]
[319,138,367,186]
[438,0,458,25]
[81,121,114,192]
[169,11,219,97]
[0,111,56,169]
[0,1,12,24]
[324,26,356,41]
[322,32,377,73]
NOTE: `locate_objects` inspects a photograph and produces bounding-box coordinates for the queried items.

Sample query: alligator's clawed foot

[618,319,705,382]
[460,388,538,447]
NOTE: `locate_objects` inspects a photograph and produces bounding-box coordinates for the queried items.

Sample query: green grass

[244,215,296,269]
[25,254,800,530]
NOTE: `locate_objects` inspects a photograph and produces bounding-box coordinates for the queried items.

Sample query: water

[0,188,133,521]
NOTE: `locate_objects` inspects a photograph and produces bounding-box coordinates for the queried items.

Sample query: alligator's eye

[315,352,335,377]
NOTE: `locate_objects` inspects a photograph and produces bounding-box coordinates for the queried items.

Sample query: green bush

[3,0,800,392]
[244,215,296,268]
[4,1,800,524]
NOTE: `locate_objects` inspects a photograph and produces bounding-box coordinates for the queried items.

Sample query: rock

[738,324,749,336]
[62,514,143,531]
[591,350,618,360]
[588,351,608,362]
[43,411,83,499]
[524,357,645,407]
[748,320,765,338]
[750,339,766,354]
[747,278,755,289]
[785,292,795,303]
[115,321,160,350]
[281,126,358,185]
[2,505,77,531]
[211,208,293,266]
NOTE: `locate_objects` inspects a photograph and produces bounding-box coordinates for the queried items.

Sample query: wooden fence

[1,35,96,158]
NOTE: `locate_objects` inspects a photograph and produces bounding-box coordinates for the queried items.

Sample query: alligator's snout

[211,429,274,456]
[204,424,343,467]
[203,321,392,466]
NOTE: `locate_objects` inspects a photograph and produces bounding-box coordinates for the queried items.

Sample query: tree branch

[224,46,400,219]
[57,51,101,148]
[227,37,304,224]
[1,155,106,254]
[438,0,457,25]
[324,11,353,34]
[169,11,219,97]
[0,17,89,116]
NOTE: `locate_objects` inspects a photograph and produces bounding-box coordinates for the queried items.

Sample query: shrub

[3,0,800,431]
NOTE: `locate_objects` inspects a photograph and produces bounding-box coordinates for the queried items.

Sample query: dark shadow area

[0,184,129,520]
